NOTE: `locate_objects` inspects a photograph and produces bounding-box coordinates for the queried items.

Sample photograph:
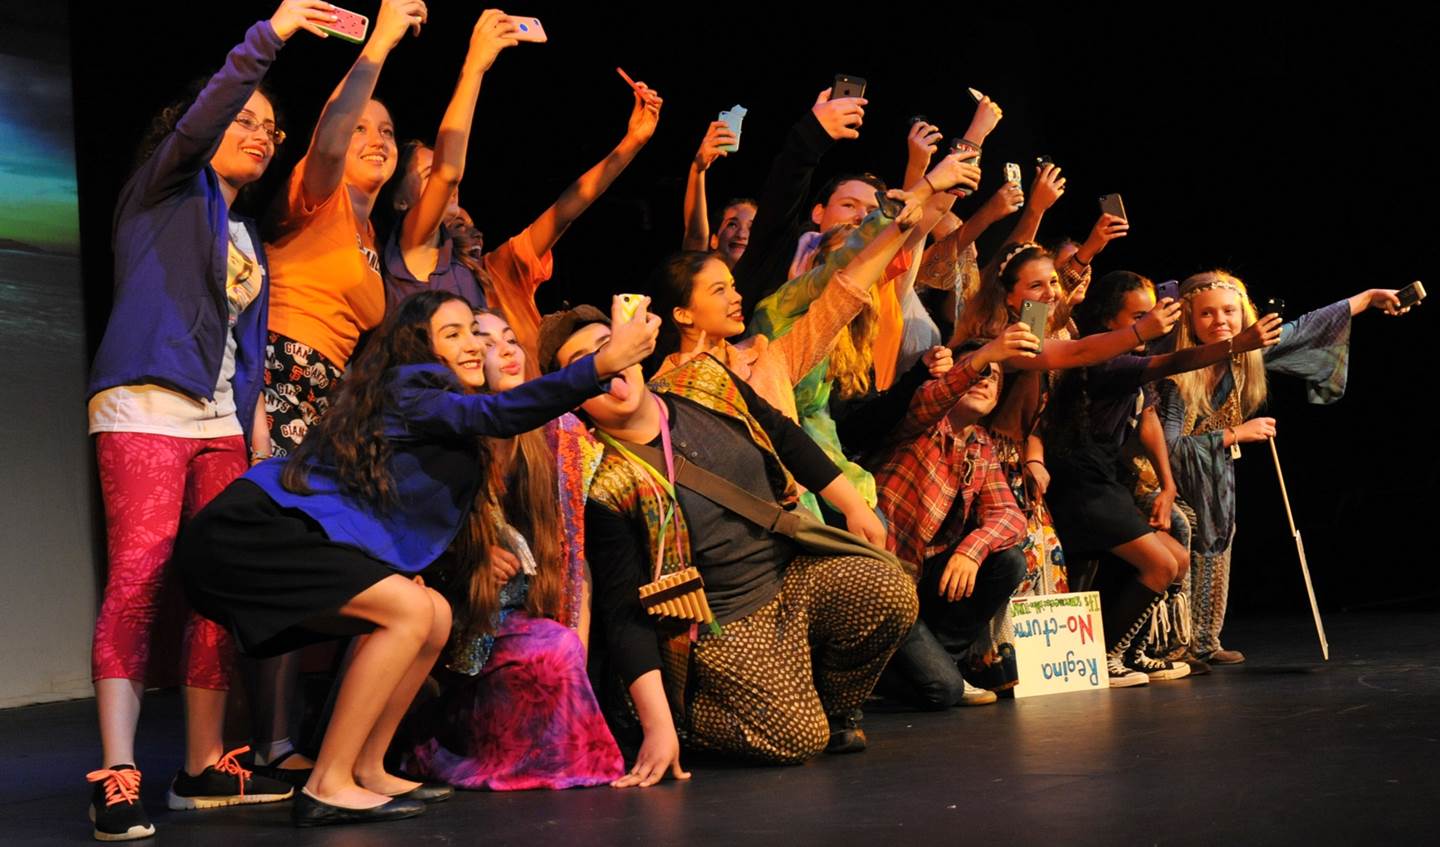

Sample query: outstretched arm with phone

[682,120,737,252]
[732,87,862,311]
[399,9,518,257]
[526,83,663,260]
[300,0,426,210]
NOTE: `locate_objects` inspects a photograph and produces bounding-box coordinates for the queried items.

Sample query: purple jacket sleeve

[389,357,606,439]
[136,20,285,208]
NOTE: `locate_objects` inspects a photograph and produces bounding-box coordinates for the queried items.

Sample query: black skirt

[1045,442,1153,558]
[176,480,395,658]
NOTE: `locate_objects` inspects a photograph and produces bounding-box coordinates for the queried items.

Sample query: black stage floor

[3,610,1437,846]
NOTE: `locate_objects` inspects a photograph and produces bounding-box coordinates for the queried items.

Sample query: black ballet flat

[388,782,455,804]
[291,789,425,827]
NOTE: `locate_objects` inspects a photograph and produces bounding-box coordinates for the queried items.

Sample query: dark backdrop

[71,4,1438,617]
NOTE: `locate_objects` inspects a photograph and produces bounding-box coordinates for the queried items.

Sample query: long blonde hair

[1171,270,1270,418]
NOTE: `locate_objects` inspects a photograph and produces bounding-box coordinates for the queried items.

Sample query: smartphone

[1156,279,1179,303]
[1004,163,1023,185]
[1036,154,1054,169]
[1018,299,1050,353]
[833,74,866,99]
[946,139,980,198]
[507,16,548,42]
[1262,297,1286,321]
[617,294,646,322]
[1098,193,1128,221]
[317,5,369,43]
[875,188,903,220]
[1397,280,1427,309]
[968,87,985,102]
[718,105,747,153]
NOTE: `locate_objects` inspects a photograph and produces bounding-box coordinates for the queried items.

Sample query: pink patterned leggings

[92,432,244,689]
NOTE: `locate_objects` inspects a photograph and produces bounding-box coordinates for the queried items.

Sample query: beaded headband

[997,241,1042,277]
[1180,278,1247,302]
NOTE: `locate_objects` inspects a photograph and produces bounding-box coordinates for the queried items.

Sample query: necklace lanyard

[598,395,684,580]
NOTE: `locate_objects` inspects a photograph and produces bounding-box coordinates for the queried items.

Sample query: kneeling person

[540,307,917,780]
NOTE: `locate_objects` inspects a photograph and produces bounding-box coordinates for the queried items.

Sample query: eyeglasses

[232,112,285,146]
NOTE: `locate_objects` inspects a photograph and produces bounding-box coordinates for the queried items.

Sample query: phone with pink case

[317,5,368,43]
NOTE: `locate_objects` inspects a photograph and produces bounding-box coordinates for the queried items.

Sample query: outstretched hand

[371,0,427,50]
[625,83,664,146]
[270,0,339,41]
[694,121,735,171]
[1134,298,1182,342]
[467,9,520,72]
[611,728,691,789]
[1232,313,1283,352]
[594,295,660,378]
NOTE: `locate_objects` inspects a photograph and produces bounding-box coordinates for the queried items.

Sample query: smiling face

[954,365,1001,421]
[1004,257,1060,314]
[711,202,755,267]
[674,256,745,341]
[556,322,646,426]
[210,91,276,189]
[476,311,525,392]
[344,99,398,194]
[1189,288,1247,345]
[812,179,880,231]
[429,299,486,391]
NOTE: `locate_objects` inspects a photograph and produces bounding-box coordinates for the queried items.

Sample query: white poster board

[1008,591,1108,699]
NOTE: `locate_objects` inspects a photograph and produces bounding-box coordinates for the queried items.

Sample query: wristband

[923,173,939,193]
[1024,459,1046,468]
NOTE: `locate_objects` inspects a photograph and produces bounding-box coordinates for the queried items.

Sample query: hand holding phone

[718,105,747,153]
[617,293,647,323]
[812,87,865,141]
[314,4,369,43]
[1397,281,1427,309]
[1018,299,1051,352]
[505,15,547,42]
[1098,193,1128,221]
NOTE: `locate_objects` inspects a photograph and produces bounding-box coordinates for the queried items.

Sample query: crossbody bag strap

[619,441,804,538]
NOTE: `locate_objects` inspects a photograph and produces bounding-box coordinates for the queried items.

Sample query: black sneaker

[167,746,295,810]
[824,708,868,755]
[87,765,155,841]
[248,750,314,790]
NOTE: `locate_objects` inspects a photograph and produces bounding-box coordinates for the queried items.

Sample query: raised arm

[1005,163,1066,246]
[1015,298,1181,371]
[140,2,333,204]
[399,9,517,252]
[682,120,736,251]
[300,0,425,206]
[527,84,663,258]
[1138,312,1282,382]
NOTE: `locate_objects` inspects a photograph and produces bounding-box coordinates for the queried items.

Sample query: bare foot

[304,784,392,810]
[354,771,422,797]
[280,753,315,770]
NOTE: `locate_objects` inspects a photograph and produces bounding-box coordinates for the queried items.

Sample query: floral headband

[1180,277,1248,302]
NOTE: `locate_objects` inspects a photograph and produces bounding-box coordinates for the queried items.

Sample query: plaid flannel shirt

[875,355,1027,572]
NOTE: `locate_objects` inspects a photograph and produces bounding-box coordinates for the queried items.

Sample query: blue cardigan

[88,21,284,444]
[245,357,608,573]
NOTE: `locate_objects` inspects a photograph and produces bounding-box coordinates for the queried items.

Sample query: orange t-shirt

[265,158,386,368]
[479,226,554,361]
[871,246,916,391]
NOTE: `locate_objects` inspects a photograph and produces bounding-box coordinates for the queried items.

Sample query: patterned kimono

[1147,300,1351,655]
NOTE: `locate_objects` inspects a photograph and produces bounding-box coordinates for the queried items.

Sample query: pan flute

[638,567,715,624]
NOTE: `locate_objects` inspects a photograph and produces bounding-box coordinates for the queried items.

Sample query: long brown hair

[450,309,565,640]
[281,290,466,507]
[952,242,1052,345]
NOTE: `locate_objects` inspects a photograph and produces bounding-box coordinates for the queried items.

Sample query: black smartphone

[875,188,903,220]
[1262,297,1286,321]
[833,74,866,99]
[908,114,929,128]
[1098,193,1128,221]
[1036,154,1054,168]
[1397,281,1427,309]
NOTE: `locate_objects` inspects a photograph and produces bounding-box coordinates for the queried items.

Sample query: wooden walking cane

[1268,436,1329,660]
